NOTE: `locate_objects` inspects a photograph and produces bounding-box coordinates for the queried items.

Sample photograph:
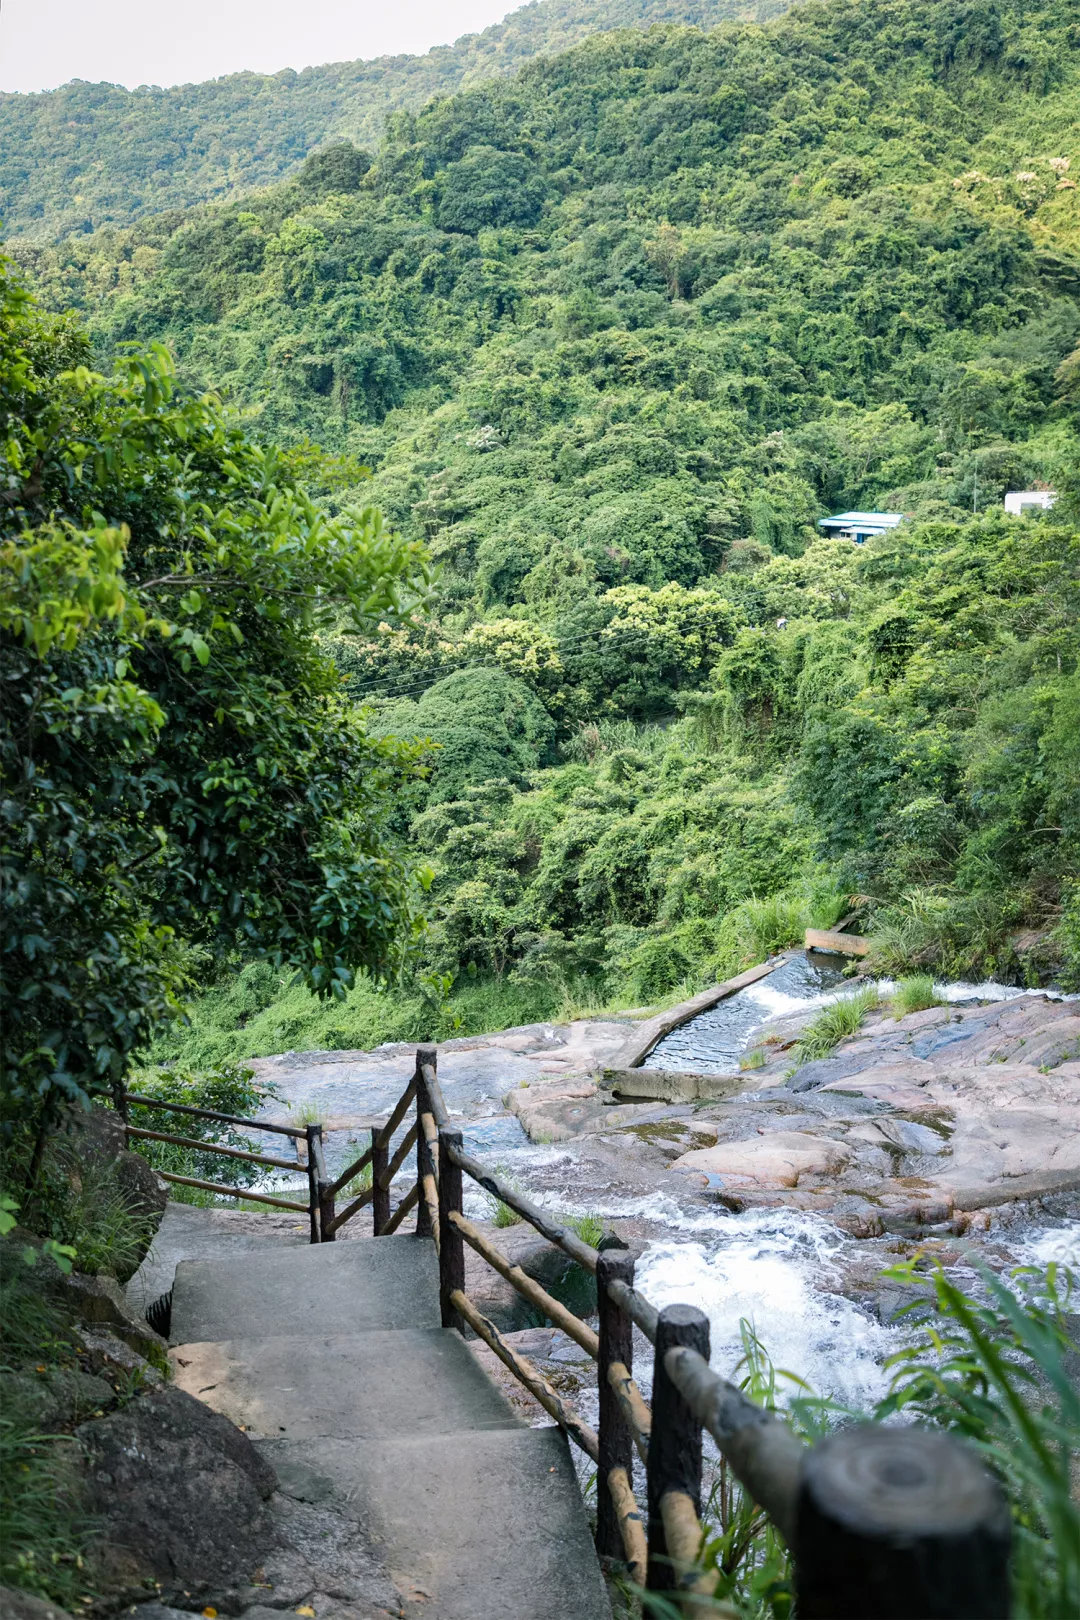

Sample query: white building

[817,511,904,544]
[1004,490,1056,516]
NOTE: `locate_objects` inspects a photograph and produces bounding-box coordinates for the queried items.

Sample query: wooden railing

[136,1053,1013,1616]
[342,1047,1012,1618]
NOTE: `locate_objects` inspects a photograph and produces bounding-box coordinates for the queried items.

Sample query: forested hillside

[11,0,1079,1054]
[0,0,784,240]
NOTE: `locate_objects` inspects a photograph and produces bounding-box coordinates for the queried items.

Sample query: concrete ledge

[609,955,789,1070]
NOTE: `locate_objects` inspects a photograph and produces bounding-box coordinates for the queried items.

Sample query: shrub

[125,1063,287,1205]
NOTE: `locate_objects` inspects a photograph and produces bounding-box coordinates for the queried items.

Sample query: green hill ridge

[0,0,785,240]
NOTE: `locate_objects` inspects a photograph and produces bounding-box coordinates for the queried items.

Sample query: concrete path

[169,1234,610,1620]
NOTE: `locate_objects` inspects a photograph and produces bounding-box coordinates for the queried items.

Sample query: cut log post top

[793,1425,1011,1620]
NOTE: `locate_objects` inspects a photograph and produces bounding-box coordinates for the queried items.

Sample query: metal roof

[817,511,904,528]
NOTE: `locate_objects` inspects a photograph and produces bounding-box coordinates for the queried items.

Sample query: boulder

[0,1588,76,1620]
[77,1386,277,1606]
[41,1265,169,1370]
[669,1130,853,1189]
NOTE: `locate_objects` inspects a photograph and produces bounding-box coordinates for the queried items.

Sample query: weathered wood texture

[377,1120,418,1191]
[450,1211,598,1355]
[125,1124,300,1171]
[793,1426,1011,1620]
[605,1470,647,1581]
[325,1138,376,1199]
[126,1092,305,1137]
[415,1054,433,1239]
[450,1288,600,1463]
[381,1180,420,1236]
[596,1250,636,1561]
[606,1360,651,1464]
[660,1489,718,1610]
[305,1124,321,1244]
[310,1126,336,1244]
[607,1465,647,1585]
[446,1141,599,1273]
[804,927,870,957]
[664,1344,802,1543]
[323,1185,374,1231]
[611,957,788,1070]
[156,1171,307,1211]
[646,1305,710,1593]
[438,1127,466,1332]
[605,1276,659,1343]
[372,1132,390,1235]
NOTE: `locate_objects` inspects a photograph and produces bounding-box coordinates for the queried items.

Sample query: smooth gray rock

[77,1386,277,1604]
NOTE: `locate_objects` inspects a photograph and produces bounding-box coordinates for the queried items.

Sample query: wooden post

[793,1425,1011,1620]
[372,1126,390,1236]
[646,1304,710,1594]
[415,1045,436,1238]
[596,1249,636,1563]
[438,1126,465,1332]
[304,1124,320,1244]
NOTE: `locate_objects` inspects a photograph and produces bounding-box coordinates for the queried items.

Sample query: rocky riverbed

[241,958,1079,1413]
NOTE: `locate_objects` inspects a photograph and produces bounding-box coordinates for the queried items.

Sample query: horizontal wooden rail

[127,1092,305,1138]
[326,1138,375,1200]
[608,1466,648,1585]
[607,1358,651,1464]
[156,1170,308,1212]
[449,1210,599,1358]
[125,1123,299,1172]
[450,1288,600,1463]
[382,1180,420,1235]
[378,1120,418,1191]
[446,1141,600,1274]
[664,1345,802,1544]
[605,1276,659,1343]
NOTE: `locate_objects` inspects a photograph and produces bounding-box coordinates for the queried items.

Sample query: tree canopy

[0,255,431,1113]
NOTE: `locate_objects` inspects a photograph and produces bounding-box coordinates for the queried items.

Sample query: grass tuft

[794,985,880,1063]
[892,974,943,1018]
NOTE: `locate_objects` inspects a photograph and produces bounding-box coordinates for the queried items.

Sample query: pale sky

[0,0,522,94]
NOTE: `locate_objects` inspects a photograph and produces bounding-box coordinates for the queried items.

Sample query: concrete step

[262,1426,611,1620]
[170,1326,520,1440]
[169,1233,439,1344]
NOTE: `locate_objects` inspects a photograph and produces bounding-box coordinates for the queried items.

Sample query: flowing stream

[251,961,1079,1413]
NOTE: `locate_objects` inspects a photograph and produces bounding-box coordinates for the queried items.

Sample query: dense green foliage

[0,0,783,240]
[8,0,1080,1056]
[0,256,432,1120]
[125,1064,285,1198]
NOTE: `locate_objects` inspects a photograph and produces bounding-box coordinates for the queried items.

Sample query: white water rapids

[249,956,1079,1412]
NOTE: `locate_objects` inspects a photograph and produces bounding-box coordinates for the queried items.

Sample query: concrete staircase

[169,1234,611,1620]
